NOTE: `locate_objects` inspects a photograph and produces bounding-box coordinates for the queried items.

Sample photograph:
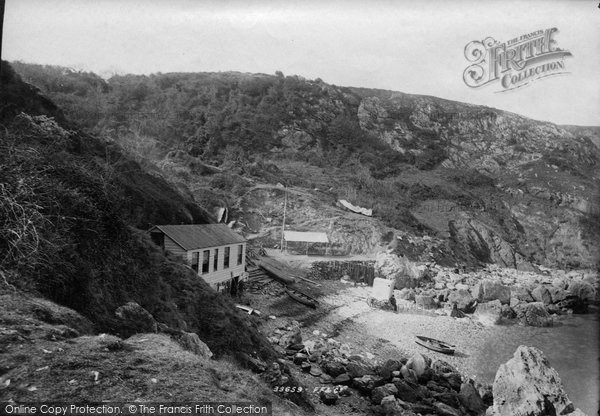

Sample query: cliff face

[10,62,600,269]
[354,91,600,269]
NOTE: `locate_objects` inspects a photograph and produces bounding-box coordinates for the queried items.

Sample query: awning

[284,231,329,243]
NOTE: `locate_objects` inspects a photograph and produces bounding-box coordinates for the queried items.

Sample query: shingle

[154,224,245,250]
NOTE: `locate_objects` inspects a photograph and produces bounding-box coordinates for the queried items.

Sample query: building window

[237,244,244,265]
[191,252,199,272]
[213,248,219,271]
[224,247,230,269]
[202,250,209,274]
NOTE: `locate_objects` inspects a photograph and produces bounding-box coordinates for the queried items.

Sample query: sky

[3,0,600,126]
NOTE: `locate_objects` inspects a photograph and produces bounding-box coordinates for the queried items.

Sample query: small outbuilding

[149,224,247,292]
[283,230,330,255]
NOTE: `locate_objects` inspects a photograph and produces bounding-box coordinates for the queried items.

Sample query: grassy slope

[0,61,276,363]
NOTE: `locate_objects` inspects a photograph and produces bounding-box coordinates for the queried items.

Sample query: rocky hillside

[10,62,600,270]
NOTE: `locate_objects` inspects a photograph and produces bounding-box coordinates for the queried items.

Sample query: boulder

[380,359,402,380]
[511,286,534,303]
[346,361,373,378]
[310,366,322,377]
[379,395,402,416]
[293,353,308,364]
[279,326,302,347]
[319,390,338,405]
[372,383,398,405]
[567,281,596,302]
[520,302,553,327]
[459,382,486,414]
[431,360,458,375]
[322,360,346,377]
[332,373,352,385]
[393,379,419,402]
[551,277,569,289]
[474,300,503,325]
[472,280,511,304]
[530,285,552,305]
[375,253,427,289]
[406,353,427,377]
[175,332,213,359]
[556,296,588,314]
[548,286,568,303]
[415,294,436,310]
[396,288,416,301]
[447,289,474,310]
[434,402,462,416]
[114,302,157,336]
[489,345,585,416]
[353,375,378,395]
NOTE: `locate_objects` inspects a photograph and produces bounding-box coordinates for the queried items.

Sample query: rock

[415,294,436,310]
[279,326,302,347]
[450,304,465,318]
[300,361,312,372]
[568,281,596,302]
[293,353,308,364]
[346,361,373,378]
[379,395,402,416]
[447,289,474,310]
[474,300,503,325]
[406,353,427,377]
[380,359,402,380]
[175,332,213,359]
[393,379,419,402]
[547,286,568,303]
[434,391,461,408]
[322,360,346,377]
[375,253,429,289]
[531,285,553,305]
[478,383,493,406]
[472,280,511,304]
[319,374,333,384]
[556,296,588,314]
[372,384,398,405]
[511,286,534,303]
[489,346,582,416]
[442,372,463,392]
[310,366,322,377]
[319,390,338,405]
[434,402,462,416]
[500,304,517,320]
[114,302,157,336]
[353,374,384,395]
[288,343,305,351]
[399,365,418,383]
[520,302,553,327]
[332,373,352,385]
[552,277,568,289]
[431,360,458,375]
[459,382,486,414]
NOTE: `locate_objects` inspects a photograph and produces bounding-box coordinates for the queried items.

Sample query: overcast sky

[3,0,599,126]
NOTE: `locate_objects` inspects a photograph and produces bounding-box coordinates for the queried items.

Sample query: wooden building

[149,224,247,292]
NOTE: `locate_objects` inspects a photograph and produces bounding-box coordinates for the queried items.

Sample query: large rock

[415,294,436,310]
[393,379,419,403]
[176,332,213,359]
[406,352,427,377]
[530,285,553,305]
[447,289,474,310]
[567,281,596,302]
[459,382,486,414]
[322,360,346,377]
[518,302,553,327]
[474,300,503,325]
[375,252,429,289]
[114,302,157,336]
[472,280,511,304]
[489,346,586,416]
[380,359,402,380]
[372,383,398,405]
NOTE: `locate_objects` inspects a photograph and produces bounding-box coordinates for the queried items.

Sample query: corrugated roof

[152,224,246,250]
[284,231,329,243]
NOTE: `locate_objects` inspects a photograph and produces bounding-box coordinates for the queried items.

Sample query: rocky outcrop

[489,346,587,416]
[114,302,158,336]
[375,252,430,289]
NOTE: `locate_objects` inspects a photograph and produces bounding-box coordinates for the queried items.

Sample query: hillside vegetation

[0,62,275,363]
[10,61,600,271]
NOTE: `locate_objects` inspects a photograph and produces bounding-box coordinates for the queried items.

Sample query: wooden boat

[285,287,318,309]
[415,335,455,355]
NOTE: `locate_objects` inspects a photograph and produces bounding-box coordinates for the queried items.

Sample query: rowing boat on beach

[415,335,455,355]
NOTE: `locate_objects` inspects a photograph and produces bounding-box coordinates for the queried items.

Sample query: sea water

[473,312,600,415]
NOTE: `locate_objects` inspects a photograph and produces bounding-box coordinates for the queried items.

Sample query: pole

[280,185,287,252]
